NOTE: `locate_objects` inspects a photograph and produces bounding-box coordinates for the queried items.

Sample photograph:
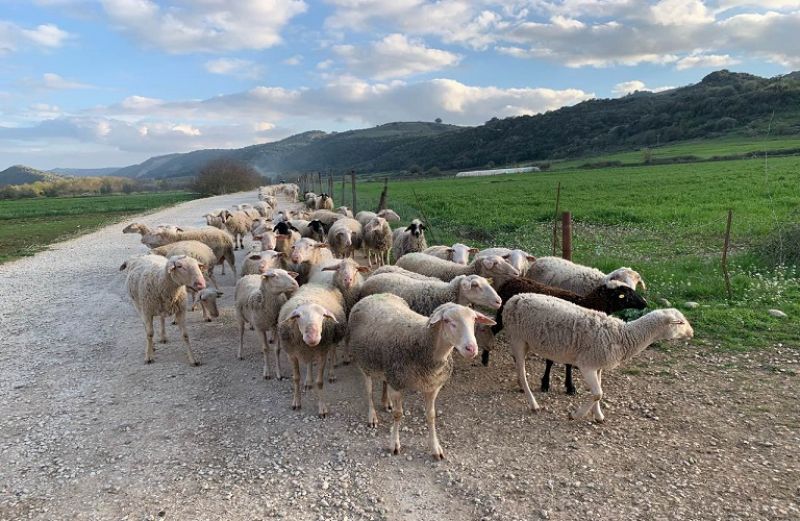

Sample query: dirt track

[1,190,798,521]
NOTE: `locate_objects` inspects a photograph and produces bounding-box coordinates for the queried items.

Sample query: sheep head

[427,302,495,360]
[261,268,299,295]
[166,255,206,291]
[282,303,339,347]
[457,275,502,310]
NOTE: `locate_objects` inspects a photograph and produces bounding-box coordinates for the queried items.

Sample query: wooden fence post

[561,211,572,261]
[341,175,347,207]
[377,177,389,211]
[552,182,561,255]
[328,173,334,201]
[722,209,733,300]
[350,171,357,214]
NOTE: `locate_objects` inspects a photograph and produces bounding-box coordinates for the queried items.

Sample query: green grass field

[354,156,800,350]
[0,192,198,263]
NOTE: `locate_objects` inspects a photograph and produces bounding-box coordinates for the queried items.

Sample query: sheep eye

[618,294,625,298]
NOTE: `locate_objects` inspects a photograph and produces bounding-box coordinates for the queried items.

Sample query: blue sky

[0,0,797,169]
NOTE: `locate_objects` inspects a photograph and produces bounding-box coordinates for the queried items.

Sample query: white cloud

[283,54,303,66]
[675,53,740,70]
[649,0,714,26]
[99,0,307,53]
[120,95,164,110]
[333,34,461,79]
[0,21,71,53]
[39,73,93,90]
[612,80,674,96]
[205,58,263,79]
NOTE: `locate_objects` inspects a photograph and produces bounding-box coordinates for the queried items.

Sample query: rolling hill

[0,165,63,186]
[49,167,121,177]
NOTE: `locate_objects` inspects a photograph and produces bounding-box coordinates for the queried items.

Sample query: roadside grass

[354,156,800,350]
[0,192,198,263]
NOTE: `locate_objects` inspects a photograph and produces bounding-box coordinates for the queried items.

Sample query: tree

[193,159,262,196]
[435,118,442,124]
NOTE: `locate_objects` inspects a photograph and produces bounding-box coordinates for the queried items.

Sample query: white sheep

[336,206,353,217]
[252,229,278,251]
[360,273,501,316]
[150,240,219,290]
[315,193,334,210]
[355,209,401,228]
[288,238,334,283]
[253,201,273,219]
[277,284,347,418]
[363,216,392,267]
[241,251,287,276]
[502,294,693,421]
[396,253,519,289]
[422,243,478,265]
[370,265,441,281]
[476,247,536,274]
[122,222,181,249]
[120,254,207,366]
[327,217,363,259]
[526,256,645,296]
[235,269,300,379]
[148,226,236,277]
[391,219,428,262]
[204,213,226,230]
[309,209,344,229]
[221,210,252,250]
[348,295,495,459]
[195,288,223,322]
[304,192,317,209]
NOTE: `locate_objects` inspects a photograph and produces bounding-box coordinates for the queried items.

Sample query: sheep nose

[194,280,206,291]
[304,334,321,347]
[462,343,478,358]
[493,298,502,308]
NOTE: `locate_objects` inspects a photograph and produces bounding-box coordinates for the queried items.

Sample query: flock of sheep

[119,182,694,459]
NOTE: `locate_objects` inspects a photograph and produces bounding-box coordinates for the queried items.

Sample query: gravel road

[1,190,798,520]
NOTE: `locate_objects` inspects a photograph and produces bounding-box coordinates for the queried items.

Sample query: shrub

[193,159,263,196]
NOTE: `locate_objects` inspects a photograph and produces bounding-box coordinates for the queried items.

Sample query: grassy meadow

[0,192,198,264]
[354,156,800,350]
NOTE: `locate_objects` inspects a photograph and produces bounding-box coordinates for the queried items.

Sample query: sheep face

[322,259,369,289]
[657,309,694,341]
[247,251,284,273]
[479,255,520,278]
[167,255,206,292]
[459,275,502,310]
[273,221,298,235]
[335,230,353,248]
[428,303,496,359]
[198,289,223,319]
[502,250,537,273]
[599,281,648,312]
[254,230,277,251]
[450,243,477,265]
[122,223,144,234]
[283,303,338,347]
[290,238,328,263]
[605,267,645,291]
[405,220,426,238]
[376,209,401,222]
[261,269,300,295]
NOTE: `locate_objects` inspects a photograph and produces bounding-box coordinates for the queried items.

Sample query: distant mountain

[49,167,120,177]
[0,165,63,186]
[80,70,800,179]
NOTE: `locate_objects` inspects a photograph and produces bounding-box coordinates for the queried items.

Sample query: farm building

[455,166,541,177]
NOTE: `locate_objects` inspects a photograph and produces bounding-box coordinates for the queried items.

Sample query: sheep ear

[315,243,330,249]
[474,312,497,326]
[176,227,184,232]
[481,258,496,268]
[253,235,262,240]
[427,309,444,326]
[526,255,536,261]
[485,277,494,286]
[262,271,275,279]
[502,254,511,259]
[356,266,370,273]
[405,225,413,231]
[119,261,128,271]
[275,251,286,257]
[280,310,301,324]
[323,311,339,323]
[216,291,224,297]
[420,224,427,230]
[446,248,454,253]
[321,264,341,271]
[469,248,479,254]
[638,278,647,291]
[669,319,685,325]
[287,271,300,278]
[198,263,207,271]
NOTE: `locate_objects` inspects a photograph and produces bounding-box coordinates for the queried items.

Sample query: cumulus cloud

[39,73,93,90]
[0,21,71,53]
[205,58,263,79]
[99,0,307,53]
[283,54,303,66]
[675,53,740,70]
[333,34,461,79]
[611,80,674,96]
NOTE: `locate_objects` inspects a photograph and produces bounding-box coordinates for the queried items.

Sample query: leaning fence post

[722,209,733,300]
[377,177,389,211]
[561,211,572,261]
[552,182,561,255]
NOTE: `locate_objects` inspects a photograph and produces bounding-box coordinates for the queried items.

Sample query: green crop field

[0,192,198,264]
[354,156,800,350]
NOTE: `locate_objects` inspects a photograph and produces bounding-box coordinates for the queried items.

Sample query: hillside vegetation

[0,165,63,186]
[109,70,800,179]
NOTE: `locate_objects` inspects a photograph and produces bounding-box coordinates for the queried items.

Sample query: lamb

[423,243,478,265]
[315,193,334,210]
[304,192,317,209]
[289,238,335,284]
[235,269,300,379]
[487,277,649,394]
[149,226,236,277]
[396,253,520,289]
[348,295,495,459]
[360,273,501,316]
[273,221,301,256]
[150,240,220,293]
[122,222,180,249]
[476,248,536,275]
[195,288,223,322]
[253,201,273,219]
[370,265,441,281]
[221,210,251,250]
[241,251,287,276]
[252,229,278,251]
[362,216,392,267]
[502,294,693,421]
[391,219,428,261]
[526,256,645,296]
[355,209,401,228]
[327,218,363,259]
[204,213,226,230]
[120,254,207,366]
[277,284,347,417]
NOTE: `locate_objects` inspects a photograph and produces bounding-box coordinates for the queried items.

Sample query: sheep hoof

[205,318,212,323]
[566,388,577,396]
[328,377,336,383]
[432,452,445,461]
[367,419,378,428]
[191,361,201,367]
[304,384,313,391]
[291,404,301,410]
[318,411,328,419]
[530,406,541,414]
[159,339,168,344]
[145,359,153,364]
[249,326,255,331]
[264,375,272,380]
[341,360,351,366]
[391,446,401,456]
[594,418,606,424]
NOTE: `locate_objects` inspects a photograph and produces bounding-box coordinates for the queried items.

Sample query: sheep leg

[327,345,337,383]
[424,387,445,460]
[381,381,393,412]
[511,339,540,412]
[564,364,576,395]
[388,386,404,455]
[268,330,282,380]
[315,353,329,418]
[291,357,302,410]
[304,362,314,390]
[159,316,168,343]
[175,309,199,366]
[237,319,245,360]
[540,360,554,392]
[259,330,272,380]
[207,270,220,291]
[590,370,604,422]
[570,369,604,422]
[361,370,378,428]
[144,315,155,364]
